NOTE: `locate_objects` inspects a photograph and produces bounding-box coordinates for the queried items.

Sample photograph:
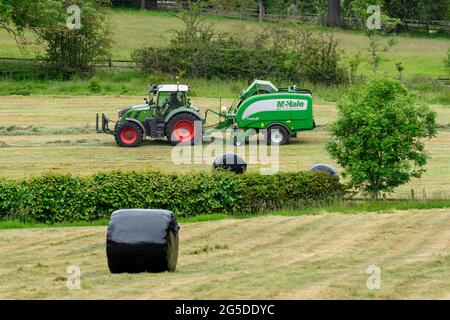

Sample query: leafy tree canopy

[327,77,437,198]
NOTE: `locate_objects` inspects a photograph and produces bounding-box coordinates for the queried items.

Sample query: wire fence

[0,57,136,76]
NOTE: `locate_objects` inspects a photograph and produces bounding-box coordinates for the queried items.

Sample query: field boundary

[0,56,135,71]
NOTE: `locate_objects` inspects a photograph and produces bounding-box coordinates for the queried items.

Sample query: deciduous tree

[327,77,437,198]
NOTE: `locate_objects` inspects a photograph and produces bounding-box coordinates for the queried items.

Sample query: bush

[445,49,450,75]
[0,171,346,223]
[35,0,112,79]
[0,179,23,220]
[327,77,437,198]
[132,10,345,85]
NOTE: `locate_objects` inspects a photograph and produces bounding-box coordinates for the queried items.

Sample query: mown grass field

[0,95,449,199]
[0,210,449,299]
[0,8,449,301]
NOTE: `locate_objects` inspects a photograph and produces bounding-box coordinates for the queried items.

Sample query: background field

[0,9,448,80]
[0,210,449,299]
[0,8,449,300]
[0,95,449,199]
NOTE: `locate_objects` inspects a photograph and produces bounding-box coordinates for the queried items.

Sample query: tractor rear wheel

[166,113,201,146]
[114,121,144,147]
[266,125,290,145]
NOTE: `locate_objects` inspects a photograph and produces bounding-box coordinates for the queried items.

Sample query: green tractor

[97,83,203,147]
[96,80,315,146]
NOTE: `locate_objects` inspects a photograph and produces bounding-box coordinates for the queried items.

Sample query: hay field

[0,210,449,299]
[0,95,449,198]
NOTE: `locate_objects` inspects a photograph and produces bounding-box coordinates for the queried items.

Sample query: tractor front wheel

[114,121,144,147]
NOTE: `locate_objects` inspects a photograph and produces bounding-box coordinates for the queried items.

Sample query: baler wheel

[267,125,290,145]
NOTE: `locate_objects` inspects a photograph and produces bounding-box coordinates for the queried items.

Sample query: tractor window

[157,92,171,108]
[157,92,186,108]
[156,91,187,119]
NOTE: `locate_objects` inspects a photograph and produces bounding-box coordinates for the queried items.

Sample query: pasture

[0,210,449,299]
[0,9,448,80]
[0,7,448,301]
[0,95,449,199]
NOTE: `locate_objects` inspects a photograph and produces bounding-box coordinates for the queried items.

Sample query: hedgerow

[0,171,346,223]
[132,10,345,85]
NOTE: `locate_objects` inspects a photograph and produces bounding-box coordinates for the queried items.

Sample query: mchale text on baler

[96,80,315,146]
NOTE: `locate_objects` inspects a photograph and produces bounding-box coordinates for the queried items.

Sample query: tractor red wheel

[121,127,138,144]
[173,119,195,142]
[114,121,144,147]
[166,113,202,145]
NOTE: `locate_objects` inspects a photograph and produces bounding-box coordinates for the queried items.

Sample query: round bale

[213,153,247,174]
[106,209,179,273]
[308,163,339,179]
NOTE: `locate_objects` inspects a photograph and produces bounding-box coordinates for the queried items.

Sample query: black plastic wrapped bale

[212,153,247,174]
[308,163,339,179]
[106,209,180,273]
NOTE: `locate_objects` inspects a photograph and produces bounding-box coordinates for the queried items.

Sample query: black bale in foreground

[106,209,180,273]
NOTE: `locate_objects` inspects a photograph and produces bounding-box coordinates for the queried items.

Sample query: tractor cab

[151,84,190,120]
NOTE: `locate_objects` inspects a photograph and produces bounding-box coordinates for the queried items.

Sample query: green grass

[1,210,449,299]
[0,219,110,229]
[0,9,448,103]
[1,8,448,79]
[2,199,449,230]
[0,69,448,104]
[0,96,448,198]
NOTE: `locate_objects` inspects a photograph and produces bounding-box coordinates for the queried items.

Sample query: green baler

[96,79,315,146]
[208,79,315,145]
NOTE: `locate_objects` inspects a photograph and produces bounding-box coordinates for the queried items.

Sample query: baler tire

[114,121,144,147]
[267,125,289,145]
[166,113,201,146]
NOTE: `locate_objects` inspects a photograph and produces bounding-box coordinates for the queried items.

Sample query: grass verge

[0,70,448,105]
[1,199,449,230]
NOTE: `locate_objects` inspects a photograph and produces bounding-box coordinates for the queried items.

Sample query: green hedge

[0,171,346,223]
[132,47,295,82]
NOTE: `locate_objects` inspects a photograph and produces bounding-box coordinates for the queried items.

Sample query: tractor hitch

[96,113,115,135]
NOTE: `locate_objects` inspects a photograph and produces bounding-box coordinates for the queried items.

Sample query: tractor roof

[158,84,189,92]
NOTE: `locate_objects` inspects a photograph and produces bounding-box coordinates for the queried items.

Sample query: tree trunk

[327,0,341,27]
[140,0,146,10]
[258,0,265,22]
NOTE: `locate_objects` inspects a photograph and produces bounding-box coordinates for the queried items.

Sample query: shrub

[0,171,346,223]
[0,179,23,220]
[327,77,437,198]
[132,10,345,85]
[444,49,450,75]
[35,0,112,79]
